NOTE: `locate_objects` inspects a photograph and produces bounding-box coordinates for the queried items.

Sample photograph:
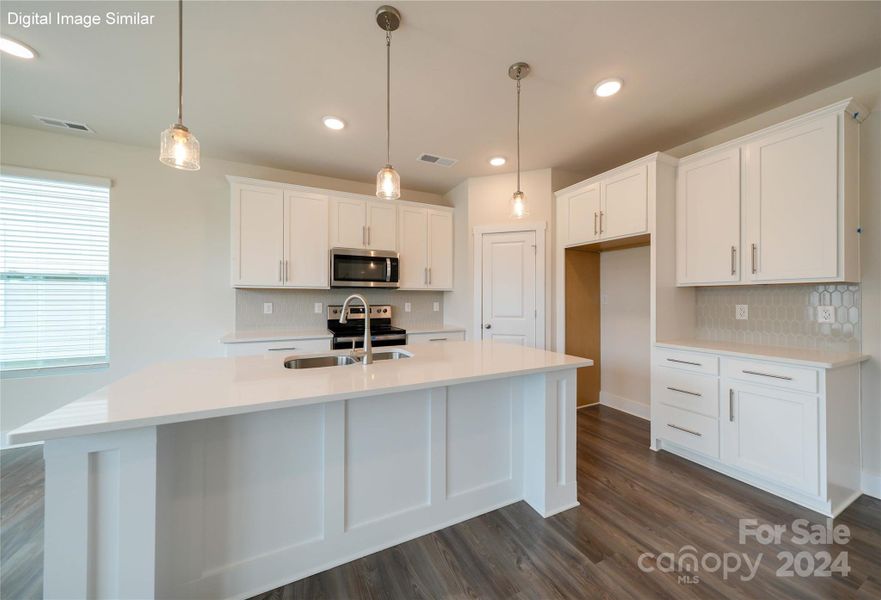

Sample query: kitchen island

[8,341,592,600]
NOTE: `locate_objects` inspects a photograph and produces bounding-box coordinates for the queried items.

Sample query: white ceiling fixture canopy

[0,35,36,59]
[375,5,402,200]
[159,0,200,171]
[594,77,623,97]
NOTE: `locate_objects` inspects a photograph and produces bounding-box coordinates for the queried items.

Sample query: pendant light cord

[177,0,183,125]
[516,78,521,192]
[385,27,391,166]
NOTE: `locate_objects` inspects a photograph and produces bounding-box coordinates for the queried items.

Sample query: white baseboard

[576,402,599,410]
[862,470,881,500]
[599,391,650,420]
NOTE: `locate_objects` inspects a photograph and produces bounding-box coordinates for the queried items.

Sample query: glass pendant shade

[376,165,401,200]
[511,190,528,219]
[160,124,200,171]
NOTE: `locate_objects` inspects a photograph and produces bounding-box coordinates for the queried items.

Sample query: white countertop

[406,324,466,335]
[220,328,333,343]
[656,339,868,369]
[7,341,592,445]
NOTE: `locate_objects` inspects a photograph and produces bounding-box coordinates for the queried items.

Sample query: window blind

[0,173,109,372]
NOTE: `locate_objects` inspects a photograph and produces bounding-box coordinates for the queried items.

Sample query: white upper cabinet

[676,99,863,286]
[556,155,661,249]
[366,202,397,251]
[566,184,601,245]
[398,206,428,288]
[284,191,329,288]
[676,148,741,285]
[330,197,397,251]
[600,164,647,239]
[231,183,329,288]
[743,114,839,282]
[427,210,454,289]
[397,205,453,290]
[232,185,285,286]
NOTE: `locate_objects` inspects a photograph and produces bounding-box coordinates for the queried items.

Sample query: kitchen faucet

[340,294,373,364]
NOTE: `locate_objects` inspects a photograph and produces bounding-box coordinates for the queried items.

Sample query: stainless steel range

[327,305,406,350]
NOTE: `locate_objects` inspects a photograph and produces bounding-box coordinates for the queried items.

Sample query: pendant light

[375,6,401,200]
[509,62,530,219]
[160,0,200,171]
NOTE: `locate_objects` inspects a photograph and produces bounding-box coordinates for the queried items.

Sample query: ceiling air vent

[417,153,457,168]
[33,115,94,133]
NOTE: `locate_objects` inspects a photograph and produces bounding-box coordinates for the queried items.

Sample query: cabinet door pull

[594,212,598,235]
[667,423,702,437]
[268,347,298,352]
[599,211,604,234]
[751,243,758,274]
[729,389,735,422]
[367,225,371,246]
[731,246,737,276]
[666,386,701,397]
[742,369,793,381]
[666,358,702,367]
[429,338,447,342]
[285,259,289,282]
[278,260,283,282]
[428,267,432,285]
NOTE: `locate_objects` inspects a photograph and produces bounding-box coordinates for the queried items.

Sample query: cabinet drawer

[224,338,331,357]
[655,347,719,375]
[407,331,465,344]
[657,404,719,459]
[654,370,719,418]
[722,358,818,394]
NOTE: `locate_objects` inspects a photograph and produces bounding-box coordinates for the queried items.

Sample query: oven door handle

[335,334,407,343]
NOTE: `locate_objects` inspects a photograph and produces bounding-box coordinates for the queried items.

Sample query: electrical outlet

[817,306,835,324]
[735,304,748,320]
[433,302,440,312]
[314,302,323,314]
[263,303,273,315]
[404,302,412,313]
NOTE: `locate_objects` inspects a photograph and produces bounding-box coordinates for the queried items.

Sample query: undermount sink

[284,355,359,369]
[283,350,411,369]
[371,350,412,361]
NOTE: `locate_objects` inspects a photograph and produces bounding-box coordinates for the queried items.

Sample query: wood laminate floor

[2,406,879,599]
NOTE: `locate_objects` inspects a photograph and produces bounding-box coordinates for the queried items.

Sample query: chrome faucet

[340,294,373,364]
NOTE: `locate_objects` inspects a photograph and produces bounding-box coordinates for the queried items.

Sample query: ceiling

[1,1,879,194]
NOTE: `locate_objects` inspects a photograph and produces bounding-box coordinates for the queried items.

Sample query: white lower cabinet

[652,345,861,516]
[224,338,331,357]
[722,382,819,495]
[407,330,465,344]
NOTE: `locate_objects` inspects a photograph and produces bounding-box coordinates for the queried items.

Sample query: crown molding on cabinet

[225,175,452,213]
[677,97,868,166]
[554,151,678,197]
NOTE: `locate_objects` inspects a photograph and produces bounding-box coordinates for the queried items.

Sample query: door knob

[484,323,492,329]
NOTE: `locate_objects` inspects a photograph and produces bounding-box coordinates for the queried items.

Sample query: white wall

[600,246,651,412]
[665,68,881,487]
[0,125,444,439]
[442,168,575,347]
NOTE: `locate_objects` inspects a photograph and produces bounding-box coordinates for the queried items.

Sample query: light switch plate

[735,304,748,320]
[817,306,835,323]
[404,302,412,313]
[433,302,440,312]
[314,303,323,314]
[263,303,273,315]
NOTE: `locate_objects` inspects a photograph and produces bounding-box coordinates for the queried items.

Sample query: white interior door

[480,231,537,347]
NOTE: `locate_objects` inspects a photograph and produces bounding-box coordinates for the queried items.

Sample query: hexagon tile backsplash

[695,284,861,352]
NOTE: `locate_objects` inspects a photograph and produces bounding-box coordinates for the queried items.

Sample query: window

[0,169,110,372]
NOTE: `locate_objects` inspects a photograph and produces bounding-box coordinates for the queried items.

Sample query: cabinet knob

[484,323,492,329]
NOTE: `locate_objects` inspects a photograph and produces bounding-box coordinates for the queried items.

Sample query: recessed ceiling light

[594,78,623,97]
[489,157,507,167]
[0,36,36,59]
[322,116,346,130]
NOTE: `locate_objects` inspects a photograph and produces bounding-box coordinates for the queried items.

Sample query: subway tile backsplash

[695,284,861,353]
[235,289,445,331]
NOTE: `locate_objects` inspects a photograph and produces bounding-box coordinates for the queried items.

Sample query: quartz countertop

[406,324,466,335]
[7,341,592,445]
[656,339,868,369]
[220,328,333,343]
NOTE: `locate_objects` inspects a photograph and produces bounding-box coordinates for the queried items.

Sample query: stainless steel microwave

[330,248,400,288]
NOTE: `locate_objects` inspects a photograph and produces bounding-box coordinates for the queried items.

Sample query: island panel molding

[10,341,591,599]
